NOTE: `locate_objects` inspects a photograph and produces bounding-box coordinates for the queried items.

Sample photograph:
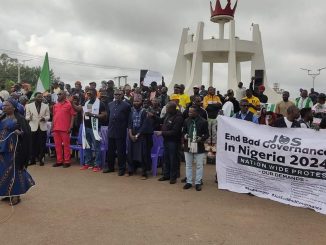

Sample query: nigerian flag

[35,52,50,93]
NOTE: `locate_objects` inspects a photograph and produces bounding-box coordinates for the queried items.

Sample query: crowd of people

[0,78,325,205]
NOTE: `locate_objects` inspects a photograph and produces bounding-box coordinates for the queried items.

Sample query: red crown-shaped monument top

[210,0,238,22]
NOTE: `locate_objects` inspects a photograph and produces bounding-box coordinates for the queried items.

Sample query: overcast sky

[0,0,325,97]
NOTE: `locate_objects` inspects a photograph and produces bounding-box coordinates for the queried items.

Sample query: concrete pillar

[236,62,241,83]
[187,22,204,93]
[219,22,225,39]
[228,20,237,90]
[209,63,214,87]
[170,28,189,91]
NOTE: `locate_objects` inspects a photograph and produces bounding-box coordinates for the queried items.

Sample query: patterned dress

[0,118,35,197]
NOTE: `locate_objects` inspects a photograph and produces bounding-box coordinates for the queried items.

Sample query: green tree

[0,53,58,91]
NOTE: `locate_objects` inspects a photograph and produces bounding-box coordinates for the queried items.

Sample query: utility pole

[17,59,33,83]
[300,67,326,90]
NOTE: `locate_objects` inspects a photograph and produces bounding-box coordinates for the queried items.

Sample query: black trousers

[107,137,127,173]
[163,141,179,180]
[31,128,47,162]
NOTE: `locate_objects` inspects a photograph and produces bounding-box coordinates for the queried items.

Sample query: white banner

[216,116,326,214]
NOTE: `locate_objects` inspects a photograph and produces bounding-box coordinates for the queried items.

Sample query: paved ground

[1,160,326,245]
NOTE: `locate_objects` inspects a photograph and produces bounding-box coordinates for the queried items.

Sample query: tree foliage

[0,53,58,91]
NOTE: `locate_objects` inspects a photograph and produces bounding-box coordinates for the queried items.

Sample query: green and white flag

[35,52,50,93]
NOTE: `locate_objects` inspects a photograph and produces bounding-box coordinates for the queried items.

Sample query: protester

[74,88,107,172]
[190,85,200,102]
[182,106,209,191]
[216,90,225,104]
[0,84,10,102]
[150,97,162,117]
[51,81,61,103]
[257,85,268,103]
[299,108,313,128]
[106,80,115,103]
[178,84,191,109]
[149,81,158,101]
[127,95,153,179]
[312,93,326,117]
[25,92,51,166]
[183,95,208,120]
[259,108,277,126]
[274,105,301,128]
[243,89,260,114]
[233,99,259,124]
[0,99,34,206]
[275,91,295,118]
[71,81,85,105]
[104,89,131,176]
[309,88,319,105]
[203,87,221,145]
[52,90,76,168]
[199,85,208,98]
[124,84,133,103]
[156,102,184,184]
[160,94,184,118]
[224,89,240,114]
[158,86,169,108]
[235,82,246,101]
[295,89,313,109]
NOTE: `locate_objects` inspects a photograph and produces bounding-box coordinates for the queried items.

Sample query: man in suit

[103,89,131,176]
[25,92,51,165]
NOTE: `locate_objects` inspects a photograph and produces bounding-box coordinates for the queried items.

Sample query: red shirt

[52,100,76,132]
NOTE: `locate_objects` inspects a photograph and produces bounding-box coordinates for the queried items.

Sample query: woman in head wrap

[0,98,34,205]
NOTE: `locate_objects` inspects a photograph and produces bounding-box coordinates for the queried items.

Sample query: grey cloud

[0,0,325,95]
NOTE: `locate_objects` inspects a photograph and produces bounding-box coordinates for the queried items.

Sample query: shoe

[1,197,9,202]
[118,172,125,176]
[103,169,114,173]
[63,164,71,168]
[29,161,36,166]
[140,175,148,180]
[9,196,21,206]
[195,184,202,191]
[93,167,101,172]
[181,177,187,183]
[39,158,45,166]
[183,183,192,190]
[170,179,177,184]
[158,177,170,181]
[247,193,254,197]
[88,166,94,170]
[80,165,90,170]
[52,163,63,167]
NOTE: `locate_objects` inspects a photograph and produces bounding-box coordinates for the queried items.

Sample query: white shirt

[284,117,293,128]
[235,87,246,101]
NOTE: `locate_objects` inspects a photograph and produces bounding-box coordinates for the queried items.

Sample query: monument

[170,0,278,102]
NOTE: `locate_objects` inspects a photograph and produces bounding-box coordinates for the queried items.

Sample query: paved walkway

[1,162,326,245]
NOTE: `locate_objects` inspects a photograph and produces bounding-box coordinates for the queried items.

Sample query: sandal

[9,196,21,206]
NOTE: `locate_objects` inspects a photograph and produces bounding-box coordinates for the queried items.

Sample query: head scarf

[7,97,19,110]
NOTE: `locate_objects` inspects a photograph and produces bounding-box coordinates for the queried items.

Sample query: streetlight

[300,67,326,90]
[17,59,33,83]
